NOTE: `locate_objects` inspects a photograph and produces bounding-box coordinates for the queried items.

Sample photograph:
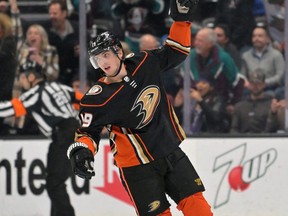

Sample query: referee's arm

[0,98,27,118]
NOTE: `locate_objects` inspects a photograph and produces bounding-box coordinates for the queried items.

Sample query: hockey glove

[170,0,199,22]
[67,142,95,179]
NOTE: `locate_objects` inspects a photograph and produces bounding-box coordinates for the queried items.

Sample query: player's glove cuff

[67,142,88,159]
[67,142,95,180]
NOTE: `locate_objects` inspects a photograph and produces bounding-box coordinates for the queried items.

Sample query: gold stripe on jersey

[127,133,150,164]
[110,126,154,167]
[166,22,191,55]
[129,131,154,161]
[122,127,154,163]
[166,39,190,55]
[109,132,117,156]
[171,105,186,140]
[167,95,186,141]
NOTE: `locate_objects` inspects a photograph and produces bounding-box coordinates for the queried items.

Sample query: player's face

[93,50,121,76]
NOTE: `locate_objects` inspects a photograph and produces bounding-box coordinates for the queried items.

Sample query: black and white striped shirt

[0,81,80,137]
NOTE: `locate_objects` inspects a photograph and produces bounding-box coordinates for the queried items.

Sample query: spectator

[215,0,256,51]
[214,23,242,69]
[265,98,285,133]
[66,0,94,27]
[90,0,113,19]
[71,74,92,110]
[48,0,87,21]
[89,0,124,37]
[190,75,230,134]
[71,74,92,93]
[189,27,245,116]
[0,0,8,12]
[17,24,59,82]
[230,69,273,133]
[43,0,79,86]
[12,24,59,133]
[194,0,218,23]
[11,24,59,136]
[139,33,160,51]
[0,12,17,135]
[241,26,285,98]
[111,0,166,52]
[0,64,82,216]
[253,0,266,18]
[0,0,23,51]
[262,0,285,53]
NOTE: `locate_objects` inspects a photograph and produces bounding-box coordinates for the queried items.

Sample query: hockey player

[67,0,213,215]
[0,64,82,216]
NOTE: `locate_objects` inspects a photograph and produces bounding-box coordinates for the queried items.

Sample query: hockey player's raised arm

[155,0,199,70]
[166,22,191,56]
[167,0,199,55]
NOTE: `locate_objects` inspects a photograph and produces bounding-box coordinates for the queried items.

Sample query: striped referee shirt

[0,81,82,137]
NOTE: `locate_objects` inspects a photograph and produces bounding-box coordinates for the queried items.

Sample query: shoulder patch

[86,85,102,95]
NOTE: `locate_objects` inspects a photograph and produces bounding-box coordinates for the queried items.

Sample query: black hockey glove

[67,142,95,180]
[170,0,199,22]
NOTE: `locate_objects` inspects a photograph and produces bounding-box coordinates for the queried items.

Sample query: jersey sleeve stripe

[166,21,191,54]
[11,98,27,117]
[166,39,190,55]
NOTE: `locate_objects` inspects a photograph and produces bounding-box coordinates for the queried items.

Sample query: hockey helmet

[88,31,123,69]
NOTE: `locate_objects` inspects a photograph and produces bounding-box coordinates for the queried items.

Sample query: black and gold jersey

[76,22,191,168]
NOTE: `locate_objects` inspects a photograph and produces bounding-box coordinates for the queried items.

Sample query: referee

[0,63,83,216]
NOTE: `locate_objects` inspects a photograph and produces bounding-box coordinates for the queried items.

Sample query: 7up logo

[213,143,277,208]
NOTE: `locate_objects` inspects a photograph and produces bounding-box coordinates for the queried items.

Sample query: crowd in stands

[0,0,286,136]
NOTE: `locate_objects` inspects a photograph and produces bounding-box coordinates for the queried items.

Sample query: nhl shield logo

[86,85,102,95]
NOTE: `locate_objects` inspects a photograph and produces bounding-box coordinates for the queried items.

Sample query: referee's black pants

[46,118,79,216]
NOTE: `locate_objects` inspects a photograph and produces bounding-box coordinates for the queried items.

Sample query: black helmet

[88,31,123,69]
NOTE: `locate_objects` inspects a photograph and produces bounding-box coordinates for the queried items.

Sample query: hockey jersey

[76,22,191,168]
